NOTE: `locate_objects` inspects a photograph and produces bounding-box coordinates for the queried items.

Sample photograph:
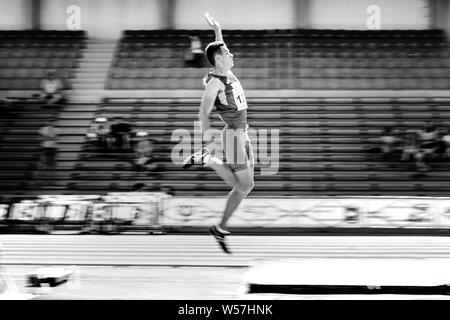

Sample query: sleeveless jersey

[204,71,248,130]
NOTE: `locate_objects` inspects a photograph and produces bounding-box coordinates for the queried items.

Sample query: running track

[3,235,450,299]
[3,235,450,266]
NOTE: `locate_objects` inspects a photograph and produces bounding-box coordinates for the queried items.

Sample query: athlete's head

[205,41,234,69]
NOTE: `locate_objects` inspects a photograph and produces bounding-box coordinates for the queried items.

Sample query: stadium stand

[107,29,450,90]
[0,30,85,91]
[1,29,450,200]
[3,96,450,198]
[0,101,60,192]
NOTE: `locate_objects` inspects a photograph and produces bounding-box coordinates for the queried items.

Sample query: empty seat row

[113,57,450,70]
[0,58,78,68]
[113,58,186,68]
[114,48,448,61]
[0,49,81,59]
[117,50,186,59]
[106,78,203,90]
[0,79,70,90]
[106,76,450,90]
[110,67,209,78]
[109,67,450,79]
[290,67,450,78]
[122,29,445,40]
[230,49,448,59]
[0,68,73,79]
[292,58,450,68]
[0,30,85,38]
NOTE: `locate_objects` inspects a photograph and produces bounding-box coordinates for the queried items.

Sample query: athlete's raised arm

[204,12,224,44]
[199,77,221,133]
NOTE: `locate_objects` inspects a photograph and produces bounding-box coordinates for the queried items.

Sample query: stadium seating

[0,102,60,193]
[1,28,450,199]
[3,97,449,197]
[107,29,450,90]
[0,30,85,90]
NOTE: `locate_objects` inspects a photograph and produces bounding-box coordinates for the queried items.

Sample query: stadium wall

[39,0,298,34]
[309,0,431,29]
[0,0,32,30]
[433,0,450,37]
[40,0,161,38]
[174,0,296,29]
[0,0,442,38]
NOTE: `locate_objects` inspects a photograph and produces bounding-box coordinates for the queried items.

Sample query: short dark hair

[205,41,225,66]
[132,183,146,191]
[383,127,392,135]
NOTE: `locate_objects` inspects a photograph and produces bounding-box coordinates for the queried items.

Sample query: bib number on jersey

[231,81,248,111]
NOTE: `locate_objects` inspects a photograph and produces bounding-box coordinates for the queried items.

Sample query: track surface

[3,235,450,299]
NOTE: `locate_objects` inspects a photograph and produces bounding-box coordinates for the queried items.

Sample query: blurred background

[1,0,450,300]
[0,0,450,198]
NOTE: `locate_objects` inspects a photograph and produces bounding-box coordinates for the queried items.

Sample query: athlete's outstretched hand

[204,12,221,31]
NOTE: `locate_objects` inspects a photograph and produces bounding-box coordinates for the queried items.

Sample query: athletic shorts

[220,125,255,171]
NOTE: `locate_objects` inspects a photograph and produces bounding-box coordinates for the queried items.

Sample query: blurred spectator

[401,131,428,172]
[184,36,205,68]
[0,97,12,109]
[38,118,60,184]
[133,132,157,172]
[86,116,112,150]
[418,123,439,153]
[39,118,60,167]
[160,185,175,196]
[132,183,147,192]
[418,122,439,149]
[109,116,132,151]
[417,122,445,161]
[379,127,403,160]
[367,127,402,160]
[442,129,450,159]
[40,69,64,106]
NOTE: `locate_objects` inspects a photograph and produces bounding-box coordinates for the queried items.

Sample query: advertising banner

[36,202,91,222]
[4,195,450,230]
[35,195,102,222]
[364,197,441,228]
[9,201,40,221]
[38,195,101,202]
[0,205,9,220]
[103,192,172,227]
[163,197,368,227]
[163,197,450,229]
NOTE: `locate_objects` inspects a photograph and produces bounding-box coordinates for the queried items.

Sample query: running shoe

[181,147,210,169]
[209,225,231,254]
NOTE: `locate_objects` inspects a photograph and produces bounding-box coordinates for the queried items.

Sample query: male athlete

[182,13,254,254]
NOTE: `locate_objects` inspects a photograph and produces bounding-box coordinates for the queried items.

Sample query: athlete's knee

[235,179,254,194]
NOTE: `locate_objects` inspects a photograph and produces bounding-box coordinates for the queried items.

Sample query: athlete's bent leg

[203,143,238,188]
[219,166,254,228]
[218,129,255,228]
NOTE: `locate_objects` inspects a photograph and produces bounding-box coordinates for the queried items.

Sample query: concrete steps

[74,73,107,80]
[72,79,104,84]
[67,39,117,103]
[78,62,111,68]
[65,90,108,103]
